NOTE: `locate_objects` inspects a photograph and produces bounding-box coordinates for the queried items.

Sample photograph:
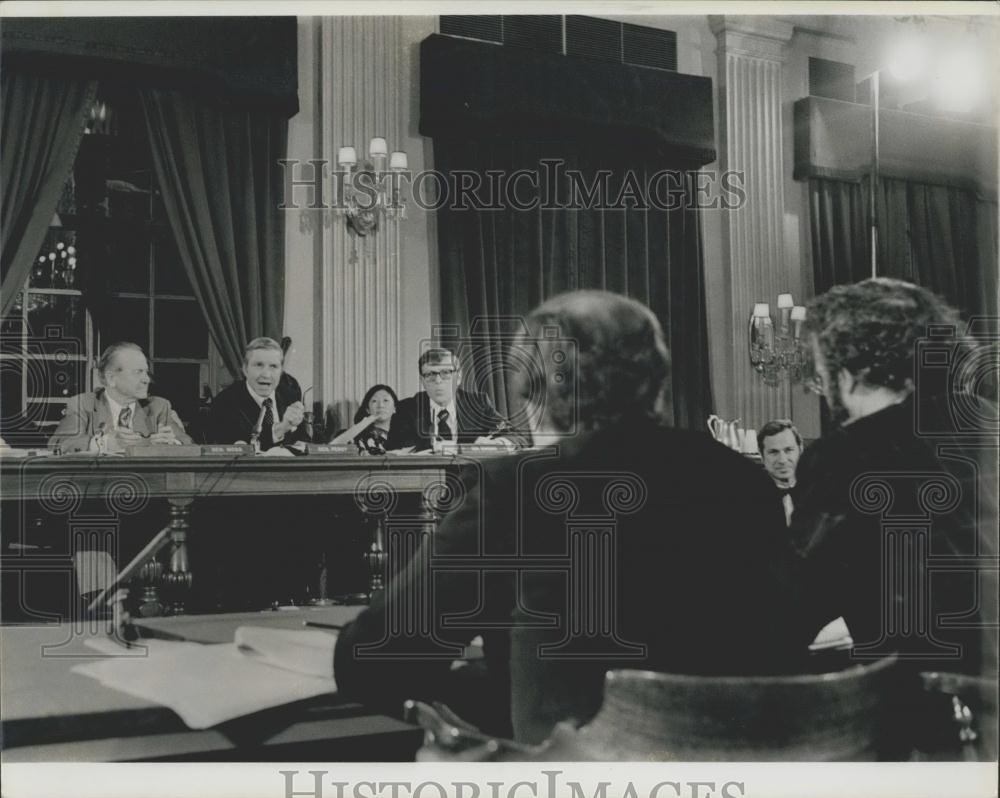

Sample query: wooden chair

[571,658,900,760]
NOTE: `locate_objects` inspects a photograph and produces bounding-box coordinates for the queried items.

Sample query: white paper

[72,637,337,729]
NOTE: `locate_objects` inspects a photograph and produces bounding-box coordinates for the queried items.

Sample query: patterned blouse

[355,424,389,455]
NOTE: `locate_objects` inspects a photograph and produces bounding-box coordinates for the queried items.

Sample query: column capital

[709,15,794,61]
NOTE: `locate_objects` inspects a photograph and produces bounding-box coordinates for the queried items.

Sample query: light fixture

[748,293,815,389]
[335,137,408,239]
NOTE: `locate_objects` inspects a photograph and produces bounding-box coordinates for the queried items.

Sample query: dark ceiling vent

[440,15,502,44]
[623,23,677,72]
[808,57,855,102]
[502,15,562,54]
[565,15,621,63]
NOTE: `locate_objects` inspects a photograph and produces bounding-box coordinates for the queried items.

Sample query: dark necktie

[437,408,452,442]
[261,397,275,450]
[118,406,132,430]
[778,487,793,498]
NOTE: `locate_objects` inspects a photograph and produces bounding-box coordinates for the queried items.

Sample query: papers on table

[809,616,853,652]
[73,627,338,729]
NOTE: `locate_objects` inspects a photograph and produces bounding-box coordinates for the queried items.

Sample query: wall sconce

[748,293,817,390]
[335,137,408,239]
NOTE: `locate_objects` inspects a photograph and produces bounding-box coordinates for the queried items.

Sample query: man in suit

[206,337,308,450]
[757,419,803,526]
[49,342,191,453]
[790,279,998,683]
[335,291,807,744]
[386,347,523,451]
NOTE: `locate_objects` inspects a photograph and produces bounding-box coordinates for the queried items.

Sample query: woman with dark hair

[341,384,398,454]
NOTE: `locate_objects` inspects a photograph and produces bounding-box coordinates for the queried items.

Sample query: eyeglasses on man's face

[421,368,456,383]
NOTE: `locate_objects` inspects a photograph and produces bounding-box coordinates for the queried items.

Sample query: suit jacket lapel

[94,391,113,436]
[133,400,154,436]
[415,392,432,447]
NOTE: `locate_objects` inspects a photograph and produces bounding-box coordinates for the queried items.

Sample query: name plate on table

[125,444,204,458]
[201,444,255,456]
[439,442,510,456]
[305,443,358,456]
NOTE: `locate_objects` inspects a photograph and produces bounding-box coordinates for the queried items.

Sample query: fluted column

[316,17,404,429]
[710,16,795,429]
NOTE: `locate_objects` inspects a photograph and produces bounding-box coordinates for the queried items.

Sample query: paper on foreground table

[73,628,337,729]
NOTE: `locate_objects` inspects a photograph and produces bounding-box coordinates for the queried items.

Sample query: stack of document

[73,627,338,729]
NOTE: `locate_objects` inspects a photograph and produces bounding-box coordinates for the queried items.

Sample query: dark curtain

[434,139,713,431]
[139,88,288,376]
[1,68,97,316]
[809,176,998,319]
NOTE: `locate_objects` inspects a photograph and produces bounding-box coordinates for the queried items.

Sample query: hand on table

[149,425,179,445]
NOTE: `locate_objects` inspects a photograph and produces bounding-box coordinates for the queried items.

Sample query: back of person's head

[515,290,670,433]
[97,342,145,384]
[805,278,961,394]
[243,337,283,365]
[756,419,802,453]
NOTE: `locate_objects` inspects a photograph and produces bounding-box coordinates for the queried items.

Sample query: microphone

[249,402,267,452]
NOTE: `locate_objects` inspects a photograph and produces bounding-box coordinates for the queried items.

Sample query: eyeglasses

[421,368,456,383]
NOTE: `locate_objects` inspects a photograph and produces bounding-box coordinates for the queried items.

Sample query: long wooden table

[0,453,453,612]
[0,606,422,762]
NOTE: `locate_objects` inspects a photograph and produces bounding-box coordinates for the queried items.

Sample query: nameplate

[0,447,56,458]
[458,444,511,454]
[438,442,510,456]
[201,444,255,456]
[125,445,204,458]
[305,443,358,456]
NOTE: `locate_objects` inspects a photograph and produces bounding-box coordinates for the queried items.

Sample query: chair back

[576,658,899,761]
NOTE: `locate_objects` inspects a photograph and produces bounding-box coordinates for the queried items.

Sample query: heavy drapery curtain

[1,69,97,317]
[140,89,288,376]
[809,176,998,318]
[434,139,713,431]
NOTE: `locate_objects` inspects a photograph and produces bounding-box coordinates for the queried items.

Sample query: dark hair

[354,384,399,424]
[805,278,962,394]
[418,348,457,373]
[757,419,802,453]
[97,342,144,382]
[514,290,670,433]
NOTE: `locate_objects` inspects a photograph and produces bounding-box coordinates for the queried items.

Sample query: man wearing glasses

[386,348,522,452]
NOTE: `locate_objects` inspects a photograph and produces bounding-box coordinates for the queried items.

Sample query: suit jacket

[788,392,998,679]
[385,388,527,452]
[205,380,310,449]
[334,417,807,743]
[48,390,192,453]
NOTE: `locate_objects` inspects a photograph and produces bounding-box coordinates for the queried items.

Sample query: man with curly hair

[334,291,806,744]
[792,279,998,712]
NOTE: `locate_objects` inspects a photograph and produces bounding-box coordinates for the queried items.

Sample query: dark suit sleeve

[459,391,531,448]
[334,465,492,718]
[385,397,419,450]
[205,385,249,444]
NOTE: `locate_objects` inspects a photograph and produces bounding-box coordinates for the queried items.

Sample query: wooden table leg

[161,498,193,615]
